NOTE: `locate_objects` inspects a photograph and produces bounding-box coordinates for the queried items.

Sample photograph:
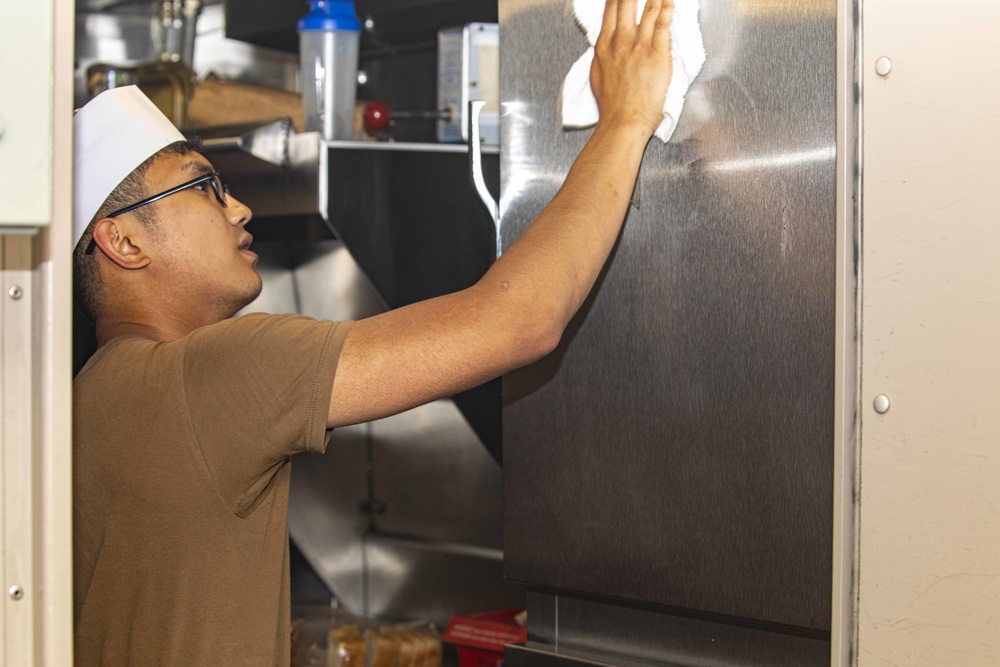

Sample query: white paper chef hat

[73,86,186,249]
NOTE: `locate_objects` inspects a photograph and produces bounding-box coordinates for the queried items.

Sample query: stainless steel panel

[364,534,523,623]
[506,643,669,667]
[74,12,158,106]
[523,593,828,667]
[75,4,298,107]
[507,641,826,667]
[501,0,837,631]
[369,400,504,547]
[289,425,372,614]
[289,399,525,627]
[192,4,300,92]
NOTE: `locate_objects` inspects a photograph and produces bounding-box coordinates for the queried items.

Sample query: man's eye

[193,182,209,191]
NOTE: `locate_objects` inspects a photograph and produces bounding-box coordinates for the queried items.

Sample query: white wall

[0,0,75,663]
[858,1,1000,664]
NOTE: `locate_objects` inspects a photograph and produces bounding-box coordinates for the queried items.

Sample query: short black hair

[73,138,202,323]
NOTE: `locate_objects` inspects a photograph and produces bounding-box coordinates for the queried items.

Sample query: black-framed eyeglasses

[84,172,231,255]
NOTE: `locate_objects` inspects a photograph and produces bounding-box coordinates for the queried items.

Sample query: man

[72,0,674,664]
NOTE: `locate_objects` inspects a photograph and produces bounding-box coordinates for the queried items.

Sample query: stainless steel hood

[201,122,504,462]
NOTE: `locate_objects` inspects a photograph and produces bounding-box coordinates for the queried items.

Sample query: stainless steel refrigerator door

[501,0,837,631]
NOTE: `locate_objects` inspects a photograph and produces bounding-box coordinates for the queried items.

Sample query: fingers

[650,0,674,52]
[600,0,618,38]
[637,0,665,44]
[602,0,672,47]
[616,0,638,36]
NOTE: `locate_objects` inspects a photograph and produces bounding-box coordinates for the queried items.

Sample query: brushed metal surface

[243,241,521,627]
[364,533,524,623]
[506,643,673,667]
[363,399,524,622]
[74,4,298,108]
[288,400,525,627]
[288,425,372,616]
[507,641,825,667]
[369,400,504,547]
[501,0,837,631]
[524,593,828,667]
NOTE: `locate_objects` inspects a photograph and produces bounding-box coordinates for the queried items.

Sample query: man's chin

[239,277,264,310]
[225,277,265,318]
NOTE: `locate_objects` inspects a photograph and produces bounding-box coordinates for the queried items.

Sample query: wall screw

[8,285,23,300]
[8,585,24,601]
[875,56,893,78]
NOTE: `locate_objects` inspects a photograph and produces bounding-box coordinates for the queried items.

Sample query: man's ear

[91,217,152,270]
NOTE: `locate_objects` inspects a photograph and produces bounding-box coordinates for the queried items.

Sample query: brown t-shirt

[73,313,352,666]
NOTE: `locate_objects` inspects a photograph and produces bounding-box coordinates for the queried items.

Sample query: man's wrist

[590,117,656,152]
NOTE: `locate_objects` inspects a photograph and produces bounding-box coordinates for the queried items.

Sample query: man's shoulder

[185,312,348,369]
[73,314,303,381]
[74,333,164,384]
[190,311,335,345]
[194,311,288,336]
[75,313,348,391]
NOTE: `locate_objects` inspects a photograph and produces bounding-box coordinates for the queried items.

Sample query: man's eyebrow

[181,161,214,175]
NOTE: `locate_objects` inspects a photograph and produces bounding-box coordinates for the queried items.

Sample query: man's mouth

[238,235,254,253]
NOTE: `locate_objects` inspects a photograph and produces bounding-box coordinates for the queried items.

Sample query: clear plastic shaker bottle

[298,1,362,140]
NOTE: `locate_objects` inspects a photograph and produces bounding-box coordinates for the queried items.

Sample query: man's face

[142,151,262,317]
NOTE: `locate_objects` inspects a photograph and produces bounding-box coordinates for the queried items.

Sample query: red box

[443,610,527,667]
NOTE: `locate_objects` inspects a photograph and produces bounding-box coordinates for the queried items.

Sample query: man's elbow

[511,300,565,366]
[534,317,564,360]
[472,280,567,370]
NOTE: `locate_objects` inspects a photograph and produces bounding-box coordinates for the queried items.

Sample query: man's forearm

[474,0,675,344]
[476,120,653,340]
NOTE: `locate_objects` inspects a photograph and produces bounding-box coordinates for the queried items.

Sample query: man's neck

[95,311,226,347]
[92,276,255,347]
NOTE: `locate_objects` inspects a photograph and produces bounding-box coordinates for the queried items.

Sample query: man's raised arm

[328,0,675,428]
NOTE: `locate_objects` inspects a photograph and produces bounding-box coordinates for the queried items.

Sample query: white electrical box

[0,0,55,230]
[437,23,499,146]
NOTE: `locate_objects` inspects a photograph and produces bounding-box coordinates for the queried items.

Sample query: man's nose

[227,194,253,226]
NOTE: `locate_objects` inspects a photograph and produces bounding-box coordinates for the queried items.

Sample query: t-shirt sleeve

[182,312,352,516]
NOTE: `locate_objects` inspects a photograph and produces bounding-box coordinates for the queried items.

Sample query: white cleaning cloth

[562,0,706,142]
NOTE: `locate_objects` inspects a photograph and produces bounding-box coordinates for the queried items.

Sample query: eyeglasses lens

[209,174,228,207]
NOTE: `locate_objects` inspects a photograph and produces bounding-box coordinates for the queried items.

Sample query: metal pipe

[181,0,202,68]
[468,100,501,258]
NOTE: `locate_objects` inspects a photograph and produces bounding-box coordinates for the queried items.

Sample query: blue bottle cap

[298,0,362,32]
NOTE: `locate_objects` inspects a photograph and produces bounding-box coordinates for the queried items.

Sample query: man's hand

[590,0,674,137]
